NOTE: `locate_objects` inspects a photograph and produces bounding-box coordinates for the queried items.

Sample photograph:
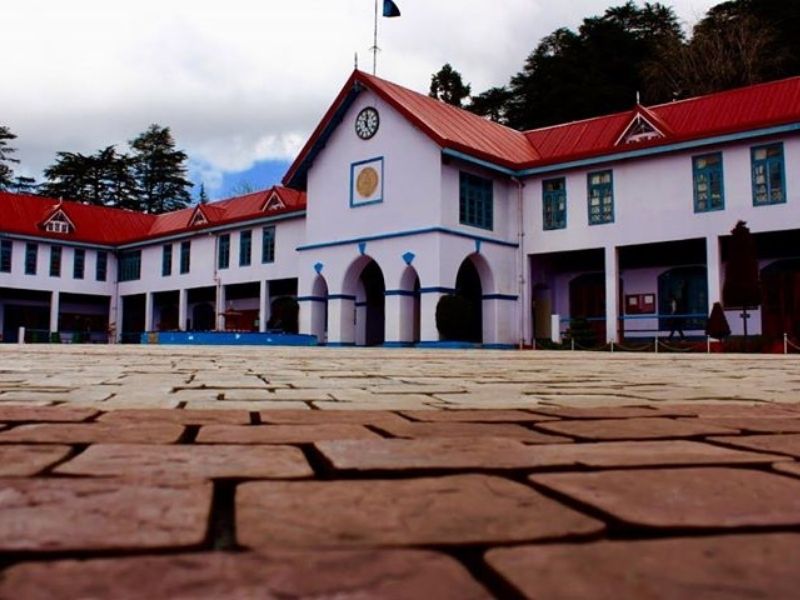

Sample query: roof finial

[636,90,641,105]
[354,52,358,70]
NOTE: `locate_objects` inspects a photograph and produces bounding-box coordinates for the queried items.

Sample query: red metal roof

[360,71,541,167]
[286,71,800,182]
[522,76,800,169]
[0,187,306,246]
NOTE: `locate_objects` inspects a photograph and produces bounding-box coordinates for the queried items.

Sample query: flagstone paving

[0,344,800,598]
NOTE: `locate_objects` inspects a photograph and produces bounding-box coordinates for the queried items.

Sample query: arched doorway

[399,266,421,344]
[657,266,707,332]
[437,257,484,343]
[310,274,329,344]
[192,303,215,331]
[360,261,385,346]
[341,256,386,347]
[761,259,800,342]
[456,259,482,343]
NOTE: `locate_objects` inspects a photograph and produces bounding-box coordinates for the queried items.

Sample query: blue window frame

[693,153,724,212]
[73,248,85,280]
[180,241,191,274]
[218,234,230,270]
[239,230,252,267]
[0,240,11,273]
[118,250,141,282]
[459,172,493,230]
[543,178,567,230]
[262,226,275,263]
[162,245,172,277]
[588,170,614,225]
[96,251,107,281]
[25,243,37,275]
[49,246,62,277]
[752,143,786,205]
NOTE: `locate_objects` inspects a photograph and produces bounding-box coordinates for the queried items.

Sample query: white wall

[0,239,116,297]
[305,90,443,245]
[525,135,800,255]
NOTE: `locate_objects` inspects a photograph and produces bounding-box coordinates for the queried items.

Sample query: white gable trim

[615,113,666,146]
[189,207,209,226]
[42,208,76,234]
[262,192,286,212]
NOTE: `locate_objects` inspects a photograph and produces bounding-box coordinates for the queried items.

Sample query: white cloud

[2,0,719,181]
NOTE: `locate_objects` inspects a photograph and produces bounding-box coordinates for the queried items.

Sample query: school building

[1,71,799,347]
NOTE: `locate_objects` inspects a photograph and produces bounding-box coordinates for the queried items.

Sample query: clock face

[355,107,379,140]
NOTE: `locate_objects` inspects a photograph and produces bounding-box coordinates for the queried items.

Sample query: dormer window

[263,193,285,212]
[617,113,665,146]
[43,210,74,234]
[189,208,208,227]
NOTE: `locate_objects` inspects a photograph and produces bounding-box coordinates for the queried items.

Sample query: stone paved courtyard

[1,345,800,598]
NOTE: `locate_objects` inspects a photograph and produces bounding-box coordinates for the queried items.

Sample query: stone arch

[341,255,386,347]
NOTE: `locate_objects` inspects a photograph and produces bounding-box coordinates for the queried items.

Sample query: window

[262,226,275,263]
[96,251,107,281]
[588,170,614,225]
[543,178,567,230]
[162,244,172,277]
[239,230,252,267]
[45,212,72,233]
[73,248,85,279]
[118,250,141,282]
[752,143,785,205]
[693,153,724,212]
[459,172,493,230]
[218,234,230,269]
[25,243,37,275]
[0,240,11,273]
[180,241,191,274]
[49,246,62,277]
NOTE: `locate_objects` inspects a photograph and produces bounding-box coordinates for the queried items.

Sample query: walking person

[668,295,685,341]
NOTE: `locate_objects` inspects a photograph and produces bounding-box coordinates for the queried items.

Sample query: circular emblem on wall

[355,106,380,140]
[356,166,380,198]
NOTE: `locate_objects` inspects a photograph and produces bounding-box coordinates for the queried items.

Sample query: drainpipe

[511,176,526,349]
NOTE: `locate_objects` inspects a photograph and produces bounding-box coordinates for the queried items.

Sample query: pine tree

[41,147,134,206]
[429,64,471,107]
[41,152,97,203]
[10,176,37,195]
[130,125,193,214]
[0,126,20,190]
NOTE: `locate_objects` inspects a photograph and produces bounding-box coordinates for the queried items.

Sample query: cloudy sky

[3,0,719,200]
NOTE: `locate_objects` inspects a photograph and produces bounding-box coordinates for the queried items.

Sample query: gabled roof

[285,71,800,183]
[0,193,156,245]
[40,205,77,233]
[615,105,671,146]
[283,70,540,188]
[522,76,800,170]
[0,186,306,247]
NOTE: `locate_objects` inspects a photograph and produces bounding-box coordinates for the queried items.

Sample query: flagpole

[372,0,378,75]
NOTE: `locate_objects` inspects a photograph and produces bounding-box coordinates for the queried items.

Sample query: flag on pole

[383,0,401,17]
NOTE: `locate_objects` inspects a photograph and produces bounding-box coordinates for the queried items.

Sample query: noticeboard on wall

[626,293,656,314]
